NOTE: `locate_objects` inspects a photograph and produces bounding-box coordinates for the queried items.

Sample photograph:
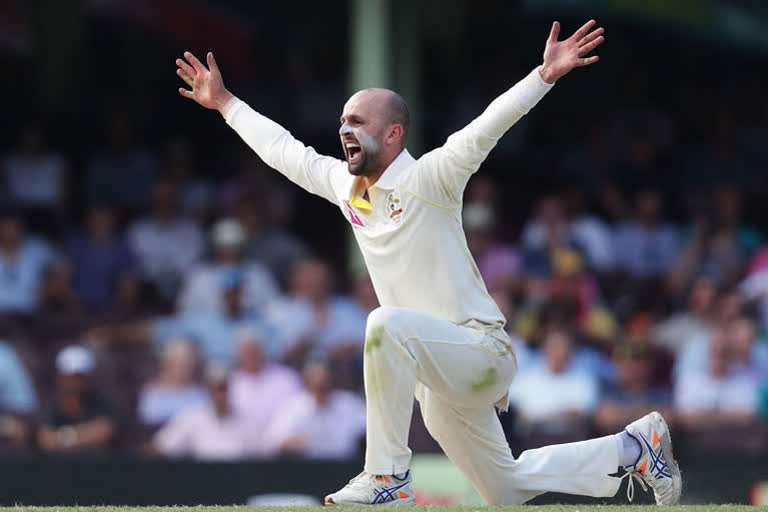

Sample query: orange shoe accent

[398,491,409,499]
[652,431,660,448]
[375,476,391,483]
[637,460,647,475]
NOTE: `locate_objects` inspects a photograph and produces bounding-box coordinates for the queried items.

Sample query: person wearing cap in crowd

[177,217,278,315]
[38,345,118,453]
[153,362,250,460]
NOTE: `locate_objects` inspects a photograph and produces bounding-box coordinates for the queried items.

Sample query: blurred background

[0,0,767,506]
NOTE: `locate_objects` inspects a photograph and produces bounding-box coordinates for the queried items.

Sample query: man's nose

[339,122,353,136]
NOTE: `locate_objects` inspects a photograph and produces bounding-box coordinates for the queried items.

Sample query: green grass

[0,506,755,512]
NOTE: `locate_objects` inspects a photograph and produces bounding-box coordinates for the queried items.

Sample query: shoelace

[620,467,648,502]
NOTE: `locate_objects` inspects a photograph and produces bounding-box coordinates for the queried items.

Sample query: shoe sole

[325,496,416,507]
[651,411,682,505]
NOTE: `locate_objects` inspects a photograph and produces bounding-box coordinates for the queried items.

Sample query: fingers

[575,55,600,67]
[184,51,207,74]
[578,27,604,47]
[207,52,219,74]
[548,21,560,42]
[176,68,194,87]
[178,87,195,99]
[572,19,596,41]
[578,35,604,56]
[176,58,196,78]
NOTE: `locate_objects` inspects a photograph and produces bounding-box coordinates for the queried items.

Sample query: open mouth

[345,143,362,165]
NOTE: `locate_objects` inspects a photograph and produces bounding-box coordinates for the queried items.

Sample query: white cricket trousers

[363,307,622,505]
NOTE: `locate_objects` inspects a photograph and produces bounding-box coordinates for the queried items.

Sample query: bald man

[176,20,680,506]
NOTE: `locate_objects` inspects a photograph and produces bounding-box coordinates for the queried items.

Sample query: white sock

[615,431,642,468]
[394,471,408,479]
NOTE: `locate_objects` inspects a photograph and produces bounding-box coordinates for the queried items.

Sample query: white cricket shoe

[621,411,682,505]
[324,471,415,506]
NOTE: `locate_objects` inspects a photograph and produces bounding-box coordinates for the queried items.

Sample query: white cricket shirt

[224,66,553,331]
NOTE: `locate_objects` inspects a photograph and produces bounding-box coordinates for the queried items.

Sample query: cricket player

[176,19,681,506]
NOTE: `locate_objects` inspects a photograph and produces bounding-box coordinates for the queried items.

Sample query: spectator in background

[613,188,680,281]
[463,202,520,294]
[739,237,768,334]
[137,337,207,426]
[674,318,763,428]
[86,108,157,211]
[263,360,365,459]
[669,185,761,296]
[155,267,277,363]
[673,291,750,378]
[65,204,138,313]
[654,276,717,356]
[2,120,68,234]
[90,267,276,365]
[0,341,38,451]
[266,258,366,366]
[38,346,117,454]
[228,331,302,455]
[521,196,572,258]
[595,344,672,435]
[178,218,278,315]
[521,193,613,274]
[162,135,215,222]
[0,206,53,314]
[0,341,37,415]
[128,178,204,300]
[236,196,307,286]
[153,363,249,460]
[562,186,615,273]
[507,329,598,434]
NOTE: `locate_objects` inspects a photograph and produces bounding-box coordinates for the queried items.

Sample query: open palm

[540,20,604,83]
[176,51,233,111]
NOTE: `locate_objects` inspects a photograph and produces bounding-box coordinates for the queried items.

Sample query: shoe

[324,471,415,506]
[621,411,682,505]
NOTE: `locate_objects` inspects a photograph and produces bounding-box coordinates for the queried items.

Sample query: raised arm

[424,20,605,203]
[176,51,347,204]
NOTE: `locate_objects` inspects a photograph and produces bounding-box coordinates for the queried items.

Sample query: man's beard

[348,148,380,176]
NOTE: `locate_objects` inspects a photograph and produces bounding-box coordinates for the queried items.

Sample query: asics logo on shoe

[372,482,410,504]
[638,431,672,479]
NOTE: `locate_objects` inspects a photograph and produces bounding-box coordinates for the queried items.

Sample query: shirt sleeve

[419,67,554,205]
[225,100,348,205]
[0,343,37,414]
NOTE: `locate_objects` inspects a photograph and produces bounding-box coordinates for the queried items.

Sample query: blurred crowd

[0,99,767,461]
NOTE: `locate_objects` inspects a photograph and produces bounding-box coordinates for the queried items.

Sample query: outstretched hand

[539,20,604,83]
[176,51,233,112]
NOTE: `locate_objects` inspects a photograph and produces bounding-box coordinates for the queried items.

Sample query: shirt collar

[348,149,414,210]
[372,149,414,190]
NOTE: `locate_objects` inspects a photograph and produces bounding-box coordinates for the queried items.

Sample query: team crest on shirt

[386,192,404,225]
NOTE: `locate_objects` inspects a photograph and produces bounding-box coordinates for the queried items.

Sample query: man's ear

[386,124,403,146]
